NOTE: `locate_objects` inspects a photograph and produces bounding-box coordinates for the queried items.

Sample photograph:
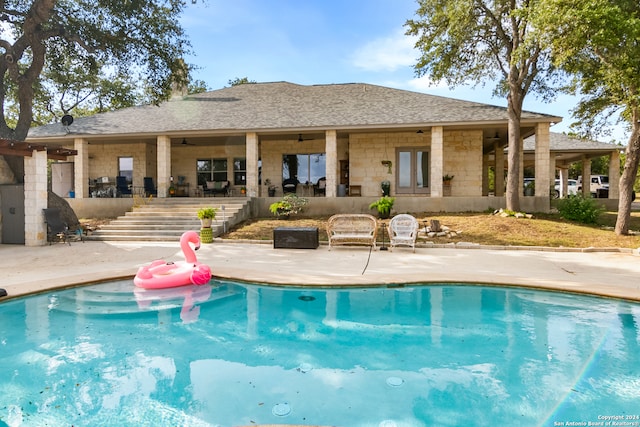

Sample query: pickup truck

[578,175,609,197]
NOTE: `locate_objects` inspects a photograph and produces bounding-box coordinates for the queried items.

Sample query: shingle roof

[28,82,560,139]
[524,132,619,152]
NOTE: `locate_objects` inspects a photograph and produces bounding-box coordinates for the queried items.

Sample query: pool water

[1,281,639,427]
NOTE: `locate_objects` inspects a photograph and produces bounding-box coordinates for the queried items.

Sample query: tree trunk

[505,85,524,212]
[615,120,640,235]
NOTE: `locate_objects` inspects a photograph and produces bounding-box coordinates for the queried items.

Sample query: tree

[534,0,640,234]
[0,0,195,142]
[405,0,556,211]
[227,77,257,87]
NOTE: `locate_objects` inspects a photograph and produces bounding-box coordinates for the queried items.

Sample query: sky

[179,0,629,143]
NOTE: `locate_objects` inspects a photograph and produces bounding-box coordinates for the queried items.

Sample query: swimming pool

[1,280,639,426]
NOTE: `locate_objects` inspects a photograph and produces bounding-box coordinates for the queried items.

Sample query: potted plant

[381,160,392,174]
[197,207,217,228]
[381,180,391,196]
[443,174,454,196]
[240,186,247,195]
[269,194,308,218]
[369,196,395,219]
[264,179,276,197]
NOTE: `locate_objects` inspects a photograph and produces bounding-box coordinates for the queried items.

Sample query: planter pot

[200,227,213,244]
[200,218,213,228]
[378,209,391,219]
[443,182,452,197]
[268,188,276,197]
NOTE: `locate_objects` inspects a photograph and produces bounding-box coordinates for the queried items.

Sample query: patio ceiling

[0,139,77,160]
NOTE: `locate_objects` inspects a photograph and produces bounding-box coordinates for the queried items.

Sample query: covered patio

[0,82,618,245]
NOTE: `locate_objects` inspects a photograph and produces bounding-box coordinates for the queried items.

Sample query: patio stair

[85,197,252,242]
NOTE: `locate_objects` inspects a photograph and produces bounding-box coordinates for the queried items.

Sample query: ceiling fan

[485,132,502,141]
[174,138,195,146]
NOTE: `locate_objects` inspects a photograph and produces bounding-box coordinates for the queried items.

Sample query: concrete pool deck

[1,239,640,302]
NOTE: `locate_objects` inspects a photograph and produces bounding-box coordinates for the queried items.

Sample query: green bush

[557,194,604,224]
[269,194,308,218]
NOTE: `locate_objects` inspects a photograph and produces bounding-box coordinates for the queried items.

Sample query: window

[196,158,227,186]
[233,158,246,185]
[282,153,326,184]
[118,157,133,183]
[396,148,429,194]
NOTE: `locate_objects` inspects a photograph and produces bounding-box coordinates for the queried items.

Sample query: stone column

[581,155,591,197]
[24,149,48,246]
[246,132,259,197]
[482,153,489,195]
[74,138,89,198]
[157,135,171,198]
[430,126,444,197]
[494,141,505,197]
[559,167,569,197]
[609,149,620,199]
[325,130,338,198]
[534,122,551,198]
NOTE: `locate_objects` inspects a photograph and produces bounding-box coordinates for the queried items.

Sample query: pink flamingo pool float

[134,231,212,289]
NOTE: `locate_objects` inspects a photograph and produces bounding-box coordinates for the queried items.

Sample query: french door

[396,148,430,194]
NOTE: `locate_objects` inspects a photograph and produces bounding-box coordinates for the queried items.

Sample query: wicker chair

[387,214,419,252]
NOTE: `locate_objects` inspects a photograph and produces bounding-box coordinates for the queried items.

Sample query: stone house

[0,81,621,245]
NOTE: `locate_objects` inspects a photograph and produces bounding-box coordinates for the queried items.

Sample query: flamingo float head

[180,231,202,264]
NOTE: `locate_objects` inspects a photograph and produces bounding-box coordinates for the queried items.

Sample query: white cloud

[406,75,450,91]
[351,30,418,72]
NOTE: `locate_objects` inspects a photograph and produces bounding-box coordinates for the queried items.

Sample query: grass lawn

[222,211,640,249]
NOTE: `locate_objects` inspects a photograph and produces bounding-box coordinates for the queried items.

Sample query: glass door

[396,148,429,194]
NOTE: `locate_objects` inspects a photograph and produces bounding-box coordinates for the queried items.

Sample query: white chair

[387,214,419,252]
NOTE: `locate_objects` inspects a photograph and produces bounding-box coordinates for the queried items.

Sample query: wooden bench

[326,214,378,250]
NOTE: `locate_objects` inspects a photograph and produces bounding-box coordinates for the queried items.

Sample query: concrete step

[86,198,252,242]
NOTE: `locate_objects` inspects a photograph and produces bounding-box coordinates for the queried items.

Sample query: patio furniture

[387,214,419,252]
[143,177,157,197]
[116,176,132,197]
[204,181,230,197]
[313,177,326,196]
[43,208,80,245]
[326,214,377,250]
[349,185,362,196]
[273,227,319,249]
[282,178,298,194]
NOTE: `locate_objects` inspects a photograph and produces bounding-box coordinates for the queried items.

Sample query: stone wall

[443,130,483,197]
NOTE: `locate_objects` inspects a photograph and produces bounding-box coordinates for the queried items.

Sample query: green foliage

[197,207,217,220]
[534,0,640,233]
[269,194,308,218]
[227,77,257,87]
[369,196,395,214]
[1,0,195,140]
[405,0,558,212]
[557,194,604,224]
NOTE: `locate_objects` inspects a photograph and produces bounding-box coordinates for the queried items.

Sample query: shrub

[269,194,308,218]
[557,194,604,224]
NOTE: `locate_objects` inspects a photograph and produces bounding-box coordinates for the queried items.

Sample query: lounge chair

[143,177,157,197]
[116,176,132,197]
[282,178,298,194]
[43,208,75,245]
[387,214,419,252]
[313,177,326,196]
